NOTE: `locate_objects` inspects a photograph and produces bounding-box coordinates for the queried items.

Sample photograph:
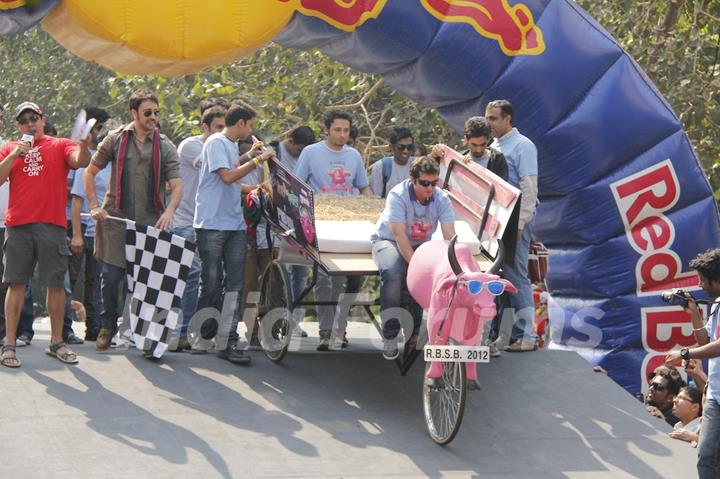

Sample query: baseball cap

[14,101,43,120]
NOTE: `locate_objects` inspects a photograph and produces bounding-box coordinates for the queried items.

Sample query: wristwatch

[680,347,690,361]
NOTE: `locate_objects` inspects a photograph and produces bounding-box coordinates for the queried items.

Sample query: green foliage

[0,29,455,165]
[577,0,720,199]
[0,4,716,183]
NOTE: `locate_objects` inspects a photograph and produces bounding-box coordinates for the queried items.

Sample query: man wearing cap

[0,101,92,368]
[84,91,182,356]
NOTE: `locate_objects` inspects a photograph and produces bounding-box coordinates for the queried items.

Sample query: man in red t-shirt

[0,101,91,368]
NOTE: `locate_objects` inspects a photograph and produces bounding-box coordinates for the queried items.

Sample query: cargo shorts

[3,223,71,287]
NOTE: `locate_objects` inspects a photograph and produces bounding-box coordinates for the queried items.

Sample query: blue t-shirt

[193,132,245,231]
[372,179,455,247]
[492,128,537,188]
[293,141,369,195]
[65,170,75,222]
[706,300,720,402]
[173,135,203,228]
[70,164,110,238]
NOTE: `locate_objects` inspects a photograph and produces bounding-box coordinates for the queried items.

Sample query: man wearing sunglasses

[644,364,683,426]
[84,91,182,357]
[372,156,456,360]
[0,101,92,368]
[369,126,416,198]
[665,248,720,477]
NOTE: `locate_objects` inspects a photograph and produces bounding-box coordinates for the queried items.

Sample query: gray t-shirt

[278,141,300,172]
[369,156,413,198]
[294,141,369,195]
[173,135,203,228]
[469,150,490,169]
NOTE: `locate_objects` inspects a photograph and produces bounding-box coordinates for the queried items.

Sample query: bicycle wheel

[422,340,467,445]
[257,260,292,363]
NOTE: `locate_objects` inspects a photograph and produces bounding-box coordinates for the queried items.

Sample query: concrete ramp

[0,321,697,478]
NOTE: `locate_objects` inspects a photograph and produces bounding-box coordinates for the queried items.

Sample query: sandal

[45,342,79,364]
[1,344,21,368]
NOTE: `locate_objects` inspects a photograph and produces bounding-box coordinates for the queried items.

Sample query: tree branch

[329,78,385,110]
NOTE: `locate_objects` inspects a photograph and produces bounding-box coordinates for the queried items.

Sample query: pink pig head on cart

[408,236,516,381]
[408,236,516,346]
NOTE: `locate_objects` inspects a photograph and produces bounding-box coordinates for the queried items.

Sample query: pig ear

[502,279,518,294]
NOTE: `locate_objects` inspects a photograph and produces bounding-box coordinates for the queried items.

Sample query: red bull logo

[278,0,388,32]
[421,0,545,56]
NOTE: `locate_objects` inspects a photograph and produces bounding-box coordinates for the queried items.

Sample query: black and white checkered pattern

[125,221,196,358]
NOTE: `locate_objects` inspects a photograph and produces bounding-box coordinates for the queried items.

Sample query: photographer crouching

[665,248,720,479]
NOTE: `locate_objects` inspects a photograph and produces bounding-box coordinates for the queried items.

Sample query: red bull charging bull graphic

[421,0,544,55]
[278,0,387,32]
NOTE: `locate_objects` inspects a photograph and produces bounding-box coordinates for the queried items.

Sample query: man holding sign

[0,101,92,368]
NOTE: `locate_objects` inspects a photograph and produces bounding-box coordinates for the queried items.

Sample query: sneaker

[170,336,192,352]
[16,334,32,347]
[317,331,331,352]
[489,343,502,358]
[95,328,116,352]
[504,341,538,353]
[467,379,482,391]
[425,376,443,389]
[330,331,348,351]
[65,333,84,345]
[142,350,161,361]
[291,325,308,338]
[383,339,399,360]
[217,348,252,365]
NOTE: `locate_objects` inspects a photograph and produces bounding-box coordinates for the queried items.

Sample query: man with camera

[665,248,720,478]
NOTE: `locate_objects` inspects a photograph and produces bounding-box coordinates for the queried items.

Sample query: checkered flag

[125,220,196,358]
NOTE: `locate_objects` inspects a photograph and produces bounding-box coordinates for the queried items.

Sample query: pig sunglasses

[457,279,506,296]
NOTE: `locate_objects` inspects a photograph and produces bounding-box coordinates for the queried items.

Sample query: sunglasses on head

[415,178,439,187]
[142,109,160,118]
[648,381,667,391]
[458,279,506,296]
[395,144,415,151]
[18,114,40,125]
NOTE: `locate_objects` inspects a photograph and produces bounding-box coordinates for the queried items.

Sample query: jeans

[170,226,201,336]
[315,272,362,334]
[698,397,720,478]
[99,261,127,331]
[372,240,421,340]
[504,222,539,344]
[82,236,101,338]
[196,229,246,350]
[285,264,309,322]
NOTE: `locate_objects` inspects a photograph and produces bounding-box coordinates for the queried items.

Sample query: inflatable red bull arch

[3,0,718,394]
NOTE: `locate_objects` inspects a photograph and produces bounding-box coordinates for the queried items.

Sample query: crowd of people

[0,91,541,369]
[1,89,719,475]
